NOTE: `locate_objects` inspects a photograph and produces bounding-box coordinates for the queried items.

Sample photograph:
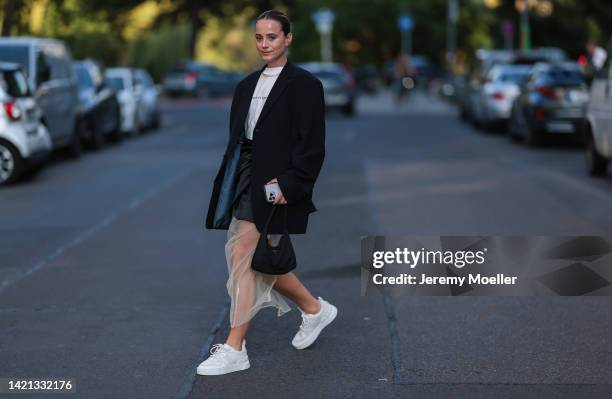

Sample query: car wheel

[65,122,83,158]
[0,140,25,185]
[128,111,140,136]
[81,118,104,150]
[525,123,542,147]
[151,110,161,129]
[518,109,541,147]
[508,108,520,140]
[342,101,355,116]
[107,126,123,143]
[585,130,608,176]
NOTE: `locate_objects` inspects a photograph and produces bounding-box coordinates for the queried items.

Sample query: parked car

[472,64,532,129]
[297,62,356,116]
[508,62,589,146]
[134,68,161,130]
[105,67,144,135]
[459,49,515,122]
[163,64,198,97]
[460,48,568,123]
[585,39,612,176]
[0,37,80,156]
[162,61,241,97]
[410,55,444,90]
[0,63,52,184]
[353,64,379,93]
[73,60,121,148]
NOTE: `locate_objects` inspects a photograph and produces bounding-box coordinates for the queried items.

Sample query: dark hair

[256,10,291,36]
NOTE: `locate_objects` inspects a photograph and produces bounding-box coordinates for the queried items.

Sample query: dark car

[353,64,379,93]
[162,61,242,97]
[410,55,444,89]
[508,62,589,146]
[73,60,121,148]
[297,62,356,116]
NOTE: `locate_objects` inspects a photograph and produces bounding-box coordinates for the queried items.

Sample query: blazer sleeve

[277,77,326,203]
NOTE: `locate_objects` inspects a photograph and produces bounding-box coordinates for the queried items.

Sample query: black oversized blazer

[205,61,326,234]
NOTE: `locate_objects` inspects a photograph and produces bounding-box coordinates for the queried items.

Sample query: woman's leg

[226,320,250,351]
[224,218,260,350]
[273,272,321,315]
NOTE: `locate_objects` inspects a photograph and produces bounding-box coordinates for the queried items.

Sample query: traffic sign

[397,13,413,32]
[312,8,335,34]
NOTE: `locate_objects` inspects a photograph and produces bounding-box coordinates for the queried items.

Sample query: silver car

[297,62,356,116]
[0,63,51,185]
[134,69,161,130]
[0,37,80,156]
[105,67,145,135]
[474,64,532,128]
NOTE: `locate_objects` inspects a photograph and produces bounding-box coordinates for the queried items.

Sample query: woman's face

[255,19,292,64]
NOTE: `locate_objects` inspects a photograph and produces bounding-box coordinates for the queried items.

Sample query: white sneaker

[196,340,250,376]
[292,297,337,350]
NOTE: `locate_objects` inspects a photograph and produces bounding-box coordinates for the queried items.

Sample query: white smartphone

[264,182,281,203]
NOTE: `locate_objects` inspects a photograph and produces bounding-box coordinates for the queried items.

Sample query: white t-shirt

[244,65,284,140]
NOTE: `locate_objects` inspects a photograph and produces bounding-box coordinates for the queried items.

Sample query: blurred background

[2,0,612,184]
[2,1,612,398]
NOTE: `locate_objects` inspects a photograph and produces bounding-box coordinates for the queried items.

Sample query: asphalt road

[1,90,611,398]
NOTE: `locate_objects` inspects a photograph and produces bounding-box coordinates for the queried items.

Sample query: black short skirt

[232,137,255,222]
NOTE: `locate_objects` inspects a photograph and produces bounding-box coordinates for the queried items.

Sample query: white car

[134,69,161,130]
[105,68,145,135]
[585,43,612,176]
[0,63,51,185]
[474,64,532,128]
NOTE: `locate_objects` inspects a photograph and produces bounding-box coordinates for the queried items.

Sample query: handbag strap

[261,205,288,234]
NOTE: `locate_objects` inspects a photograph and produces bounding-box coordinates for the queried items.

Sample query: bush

[126,23,192,82]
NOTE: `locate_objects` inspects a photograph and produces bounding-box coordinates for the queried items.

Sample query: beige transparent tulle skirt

[225,215,292,327]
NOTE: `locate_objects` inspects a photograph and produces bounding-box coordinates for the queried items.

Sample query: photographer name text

[370,248,517,286]
[372,273,517,286]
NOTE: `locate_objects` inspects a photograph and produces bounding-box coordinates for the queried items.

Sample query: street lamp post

[312,8,335,62]
[515,0,531,50]
[447,0,459,72]
[397,13,414,56]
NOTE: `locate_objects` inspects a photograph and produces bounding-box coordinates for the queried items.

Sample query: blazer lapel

[254,61,294,129]
[227,64,265,150]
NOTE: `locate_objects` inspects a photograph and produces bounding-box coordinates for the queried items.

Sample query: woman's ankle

[302,298,321,315]
[225,339,243,351]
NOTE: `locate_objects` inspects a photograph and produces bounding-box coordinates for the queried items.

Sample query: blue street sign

[312,8,335,26]
[397,13,413,32]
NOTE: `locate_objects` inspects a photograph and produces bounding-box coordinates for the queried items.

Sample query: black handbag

[251,205,297,275]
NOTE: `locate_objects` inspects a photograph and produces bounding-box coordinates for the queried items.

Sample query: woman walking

[199,10,337,376]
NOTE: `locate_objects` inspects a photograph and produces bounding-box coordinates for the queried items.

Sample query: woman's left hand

[266,178,287,204]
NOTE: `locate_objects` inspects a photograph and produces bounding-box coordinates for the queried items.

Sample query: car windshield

[136,71,153,87]
[0,69,30,97]
[75,65,93,89]
[0,45,30,76]
[313,71,344,81]
[498,72,529,84]
[544,68,584,85]
[169,67,187,74]
[107,76,125,90]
